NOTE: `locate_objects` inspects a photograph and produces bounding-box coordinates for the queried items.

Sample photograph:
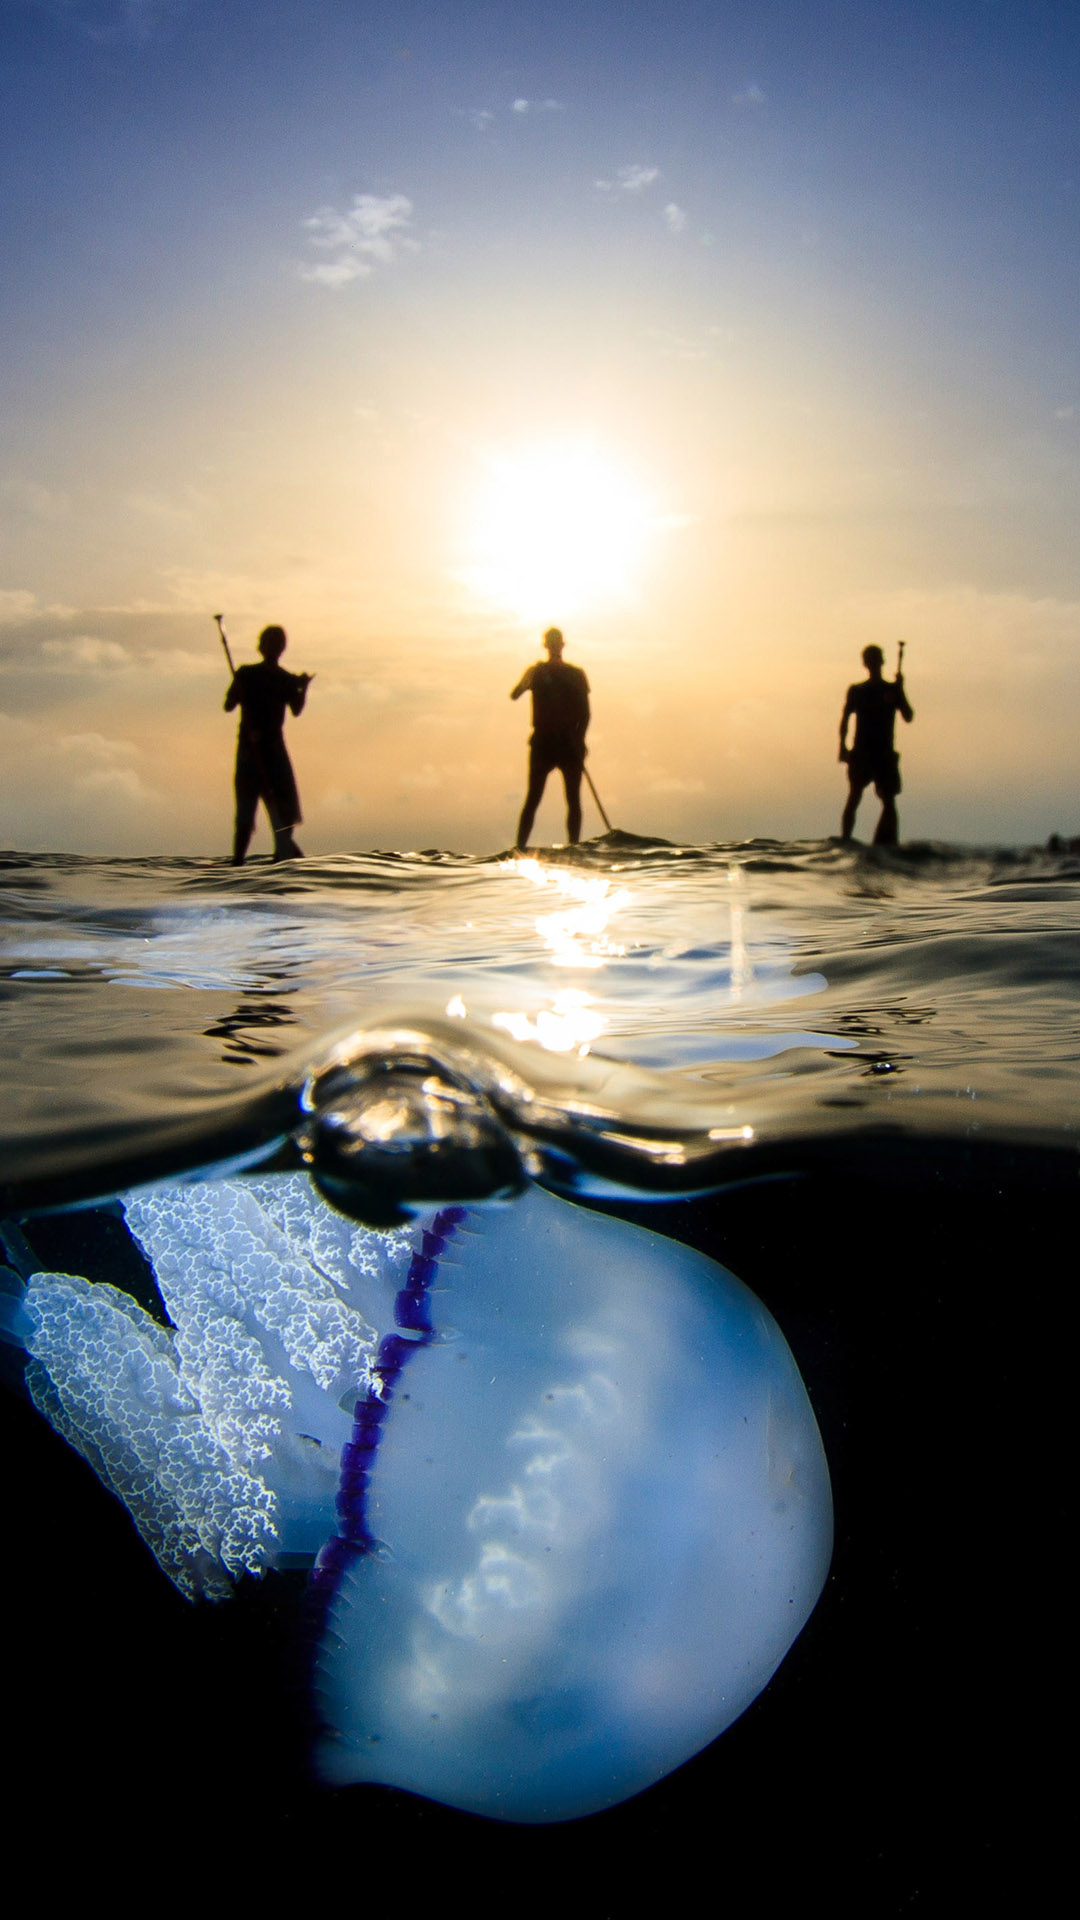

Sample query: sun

[461,440,656,621]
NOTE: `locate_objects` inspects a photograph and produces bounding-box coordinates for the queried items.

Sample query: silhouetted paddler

[839,644,913,846]
[224,624,312,864]
[511,627,590,849]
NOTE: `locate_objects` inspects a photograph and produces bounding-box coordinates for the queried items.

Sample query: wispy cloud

[649,772,706,796]
[596,164,661,193]
[0,709,159,834]
[398,762,444,792]
[1,475,69,521]
[41,637,130,668]
[299,194,417,289]
[0,625,224,679]
[663,202,687,234]
[0,588,75,627]
[467,99,563,131]
[0,589,46,627]
[645,326,710,361]
[24,0,186,45]
[732,83,766,107]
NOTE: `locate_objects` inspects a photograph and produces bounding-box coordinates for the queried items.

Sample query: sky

[1,0,1077,853]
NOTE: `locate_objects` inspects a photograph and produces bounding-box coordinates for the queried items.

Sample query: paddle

[214,612,236,676]
[583,764,613,833]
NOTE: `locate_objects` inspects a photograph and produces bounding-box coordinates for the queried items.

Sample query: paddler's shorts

[847,751,901,799]
[234,737,302,830]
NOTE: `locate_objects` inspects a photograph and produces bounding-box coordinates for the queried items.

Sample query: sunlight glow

[461,442,657,619]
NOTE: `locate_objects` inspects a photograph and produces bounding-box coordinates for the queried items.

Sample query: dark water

[2,836,1074,1905]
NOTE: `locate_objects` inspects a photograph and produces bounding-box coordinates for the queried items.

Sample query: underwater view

[1,835,1073,1901]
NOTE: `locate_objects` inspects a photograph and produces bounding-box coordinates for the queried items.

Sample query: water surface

[1,833,1073,1903]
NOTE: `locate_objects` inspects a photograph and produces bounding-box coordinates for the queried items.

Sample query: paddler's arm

[510,665,536,700]
[895,675,914,724]
[224,673,241,713]
[574,673,590,752]
[839,688,854,761]
[287,672,313,716]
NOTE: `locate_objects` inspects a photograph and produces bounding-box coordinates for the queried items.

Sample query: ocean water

[1,835,1074,1902]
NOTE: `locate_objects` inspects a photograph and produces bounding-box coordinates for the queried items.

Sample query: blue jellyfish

[15,1176,832,1822]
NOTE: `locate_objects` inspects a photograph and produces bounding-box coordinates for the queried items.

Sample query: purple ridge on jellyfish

[310,1206,467,1617]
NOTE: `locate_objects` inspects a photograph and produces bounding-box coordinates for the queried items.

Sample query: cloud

[398,762,444,792]
[1,476,69,521]
[467,99,562,130]
[54,729,158,803]
[645,327,709,361]
[76,763,149,799]
[843,586,1080,681]
[154,563,308,617]
[299,194,417,289]
[649,773,706,796]
[0,710,160,842]
[24,0,186,45]
[41,637,131,668]
[124,486,208,527]
[663,203,687,234]
[0,588,75,627]
[0,589,45,627]
[732,83,767,106]
[596,164,661,193]
[0,611,233,684]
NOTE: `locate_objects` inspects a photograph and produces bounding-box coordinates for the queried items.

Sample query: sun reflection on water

[492,858,632,1054]
[508,857,631,970]
[491,988,606,1055]
[435,856,832,1070]
[439,858,632,1056]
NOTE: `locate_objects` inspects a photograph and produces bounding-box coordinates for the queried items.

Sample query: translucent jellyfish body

[21,1177,832,1822]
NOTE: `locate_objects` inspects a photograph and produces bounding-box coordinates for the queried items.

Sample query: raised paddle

[214,613,275,815]
[214,612,236,676]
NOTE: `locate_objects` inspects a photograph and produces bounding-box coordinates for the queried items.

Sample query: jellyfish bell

[18,1175,832,1822]
[313,1188,832,1820]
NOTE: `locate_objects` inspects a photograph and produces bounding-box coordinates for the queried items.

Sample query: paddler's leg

[516,743,552,849]
[273,826,305,860]
[873,797,899,845]
[232,754,260,865]
[563,757,583,845]
[871,762,900,846]
[840,773,865,841]
[265,743,304,860]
